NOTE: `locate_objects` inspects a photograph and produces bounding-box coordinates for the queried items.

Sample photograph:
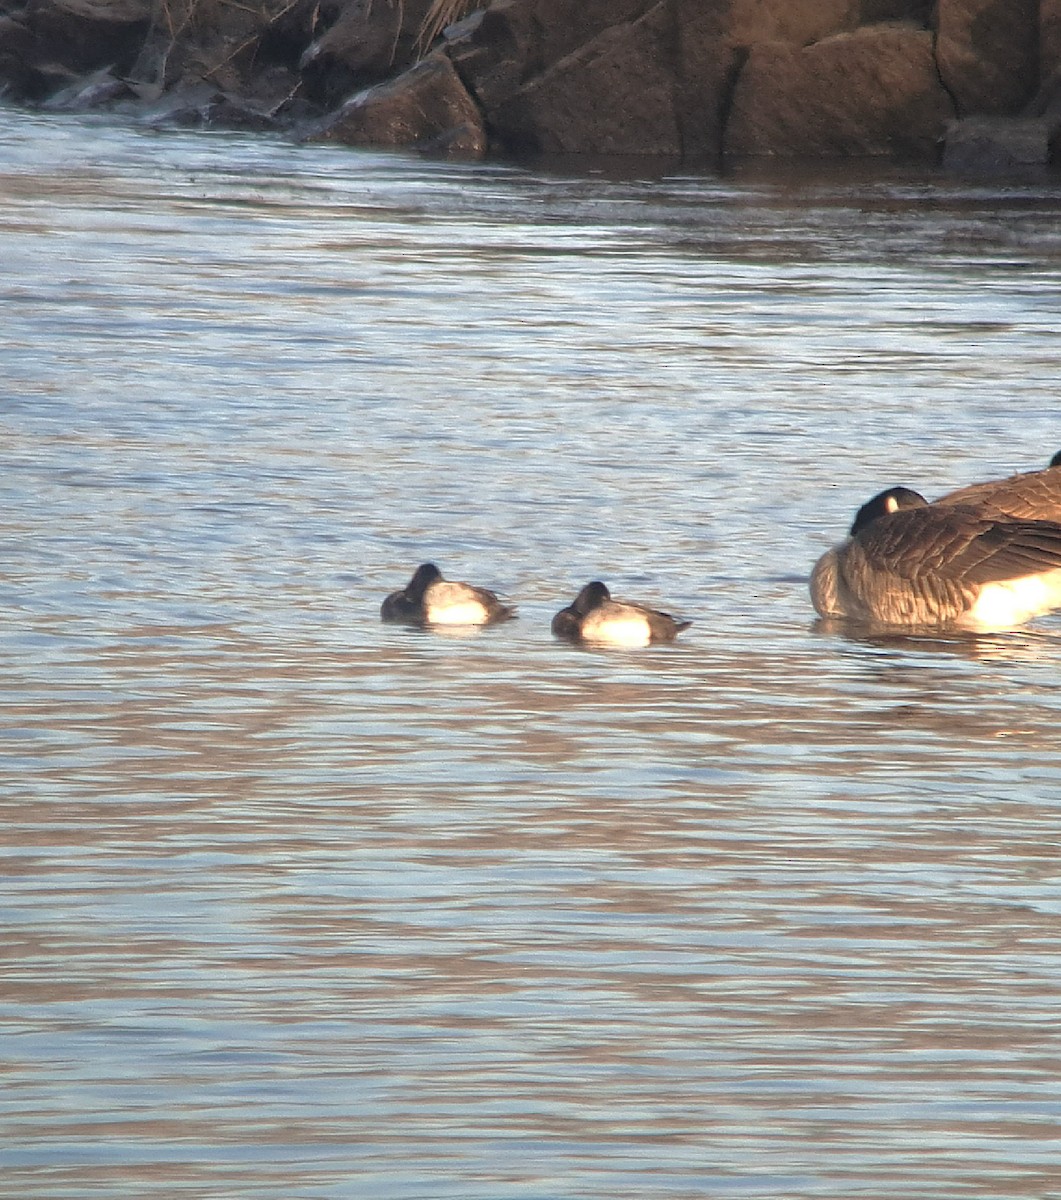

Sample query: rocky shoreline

[4,0,1061,170]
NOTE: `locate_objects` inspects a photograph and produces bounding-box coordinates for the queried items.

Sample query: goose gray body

[934,453,1061,521]
[552,581,690,646]
[811,487,1061,631]
[381,563,515,627]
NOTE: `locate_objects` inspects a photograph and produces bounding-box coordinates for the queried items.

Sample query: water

[3,109,1061,1199]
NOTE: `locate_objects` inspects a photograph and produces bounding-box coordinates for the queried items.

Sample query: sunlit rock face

[724,24,955,159]
[309,52,487,156]
[2,0,1058,167]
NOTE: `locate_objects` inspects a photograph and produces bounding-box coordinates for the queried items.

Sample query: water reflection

[3,110,1061,1200]
[815,616,1061,661]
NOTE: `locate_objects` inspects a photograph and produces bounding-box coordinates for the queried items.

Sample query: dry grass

[417,0,477,55]
[140,0,306,91]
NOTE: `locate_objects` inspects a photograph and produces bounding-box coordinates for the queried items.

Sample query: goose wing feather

[937,468,1061,521]
[944,521,1061,584]
[853,505,1061,585]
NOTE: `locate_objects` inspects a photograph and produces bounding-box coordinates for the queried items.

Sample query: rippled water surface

[4,110,1061,1199]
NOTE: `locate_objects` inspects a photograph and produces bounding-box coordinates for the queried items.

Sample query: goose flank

[811,487,1061,631]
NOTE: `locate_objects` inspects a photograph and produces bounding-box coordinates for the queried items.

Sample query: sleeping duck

[552,580,690,646]
[381,563,515,627]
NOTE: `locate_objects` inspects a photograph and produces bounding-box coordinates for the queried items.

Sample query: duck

[933,450,1061,520]
[381,562,516,626]
[810,486,1061,631]
[551,580,691,646]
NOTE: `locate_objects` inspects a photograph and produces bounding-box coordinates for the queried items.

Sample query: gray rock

[942,116,1056,170]
[41,65,131,109]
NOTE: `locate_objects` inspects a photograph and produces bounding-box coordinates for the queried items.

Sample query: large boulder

[673,0,859,160]
[308,51,487,155]
[447,0,658,113]
[725,22,955,158]
[448,0,863,161]
[484,2,681,155]
[20,0,149,82]
[935,0,1038,115]
[298,0,435,106]
[4,0,1052,170]
[670,0,738,161]
[727,0,859,46]
[308,0,964,162]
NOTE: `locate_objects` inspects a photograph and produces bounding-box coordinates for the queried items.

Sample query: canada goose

[810,487,1061,631]
[934,451,1061,520]
[381,563,515,626]
[551,581,691,646]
